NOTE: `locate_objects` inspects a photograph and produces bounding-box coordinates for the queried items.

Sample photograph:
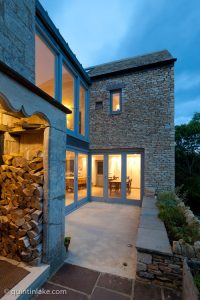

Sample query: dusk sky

[40,0,200,125]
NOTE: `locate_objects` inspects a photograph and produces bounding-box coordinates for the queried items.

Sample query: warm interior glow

[35,34,55,97]
[126,154,141,200]
[112,92,120,111]
[108,154,121,198]
[78,153,87,200]
[66,151,75,206]
[62,65,75,130]
[91,155,104,197]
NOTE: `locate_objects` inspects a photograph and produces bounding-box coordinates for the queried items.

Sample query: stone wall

[89,64,175,192]
[137,250,183,290]
[0,0,35,83]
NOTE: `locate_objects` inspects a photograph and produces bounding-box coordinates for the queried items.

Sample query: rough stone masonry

[89,63,175,193]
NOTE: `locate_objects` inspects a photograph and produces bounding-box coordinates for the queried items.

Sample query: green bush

[193,271,200,292]
[157,192,200,244]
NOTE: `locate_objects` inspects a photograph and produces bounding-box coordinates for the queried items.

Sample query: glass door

[66,150,88,210]
[66,151,75,207]
[91,154,105,199]
[108,154,122,199]
[78,153,88,201]
[126,154,141,201]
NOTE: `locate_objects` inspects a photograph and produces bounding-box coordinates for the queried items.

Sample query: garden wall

[136,196,183,290]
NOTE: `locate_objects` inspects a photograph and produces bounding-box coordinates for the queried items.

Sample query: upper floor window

[35,34,55,98]
[79,85,86,136]
[62,64,75,131]
[110,90,122,113]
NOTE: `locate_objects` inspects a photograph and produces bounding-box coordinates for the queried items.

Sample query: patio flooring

[65,202,140,278]
[35,263,181,300]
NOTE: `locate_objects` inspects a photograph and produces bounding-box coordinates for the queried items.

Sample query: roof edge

[0,60,71,115]
[36,0,91,85]
[88,58,177,80]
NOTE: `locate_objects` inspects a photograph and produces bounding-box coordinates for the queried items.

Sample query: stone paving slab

[91,287,130,300]
[36,282,87,299]
[36,263,181,300]
[50,263,100,294]
[96,273,132,295]
[139,214,166,230]
[133,281,162,300]
[0,260,29,298]
[133,281,181,300]
[136,227,172,254]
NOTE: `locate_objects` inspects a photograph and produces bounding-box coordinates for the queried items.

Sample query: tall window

[62,65,75,131]
[110,90,122,113]
[35,34,55,98]
[79,85,85,135]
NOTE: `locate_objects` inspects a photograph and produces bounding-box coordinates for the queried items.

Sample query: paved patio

[36,263,181,300]
[65,202,140,278]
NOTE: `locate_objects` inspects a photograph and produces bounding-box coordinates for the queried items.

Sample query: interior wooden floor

[66,186,140,206]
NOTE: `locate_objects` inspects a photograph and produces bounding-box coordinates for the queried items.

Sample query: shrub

[157,192,200,244]
[193,272,200,292]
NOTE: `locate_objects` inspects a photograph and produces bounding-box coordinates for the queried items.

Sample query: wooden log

[27,230,38,239]
[12,156,27,168]
[29,234,42,247]
[2,154,13,165]
[18,236,30,248]
[34,186,43,198]
[29,220,42,234]
[31,210,42,222]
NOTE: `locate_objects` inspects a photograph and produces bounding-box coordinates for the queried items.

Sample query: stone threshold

[0,256,50,300]
[136,196,172,255]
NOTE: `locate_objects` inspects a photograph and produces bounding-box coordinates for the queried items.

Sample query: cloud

[176,72,200,92]
[175,97,200,124]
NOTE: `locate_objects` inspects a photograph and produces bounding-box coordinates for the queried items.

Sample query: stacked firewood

[0,151,44,265]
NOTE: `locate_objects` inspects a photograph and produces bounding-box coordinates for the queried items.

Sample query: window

[110,90,122,113]
[35,34,55,98]
[95,101,103,110]
[79,85,86,135]
[62,64,75,131]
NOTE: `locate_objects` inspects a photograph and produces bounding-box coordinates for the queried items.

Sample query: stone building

[87,52,176,199]
[0,0,176,279]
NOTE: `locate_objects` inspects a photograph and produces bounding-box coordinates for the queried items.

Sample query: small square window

[110,90,122,114]
[95,101,103,110]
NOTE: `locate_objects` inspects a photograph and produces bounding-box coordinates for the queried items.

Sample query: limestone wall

[0,0,35,82]
[89,64,175,192]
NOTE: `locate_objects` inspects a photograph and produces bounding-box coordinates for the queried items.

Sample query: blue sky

[40,0,200,124]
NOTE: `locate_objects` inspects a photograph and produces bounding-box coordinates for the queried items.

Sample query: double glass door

[66,151,88,209]
[91,152,142,203]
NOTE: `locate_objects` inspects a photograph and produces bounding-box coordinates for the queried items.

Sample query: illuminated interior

[126,154,141,200]
[91,153,141,200]
[79,85,85,135]
[78,153,87,200]
[112,92,121,112]
[91,155,104,197]
[35,34,55,97]
[66,152,88,206]
[62,65,75,131]
[108,154,122,198]
[66,151,75,206]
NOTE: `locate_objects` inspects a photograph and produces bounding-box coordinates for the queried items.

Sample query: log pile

[0,151,44,265]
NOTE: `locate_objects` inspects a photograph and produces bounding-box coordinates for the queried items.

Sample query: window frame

[35,21,89,142]
[110,89,122,114]
[35,28,59,100]
[62,61,77,133]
